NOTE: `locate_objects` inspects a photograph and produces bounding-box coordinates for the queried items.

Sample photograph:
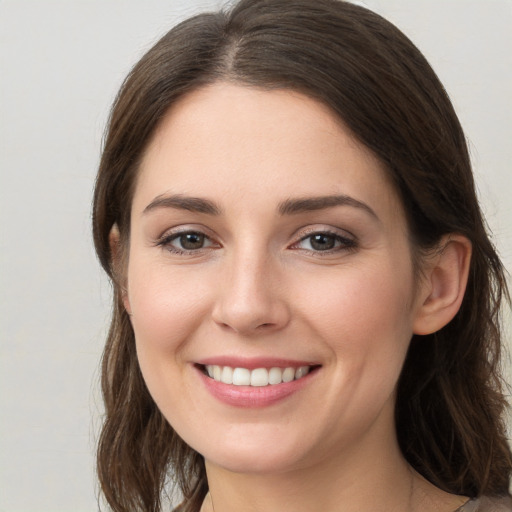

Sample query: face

[124,83,425,475]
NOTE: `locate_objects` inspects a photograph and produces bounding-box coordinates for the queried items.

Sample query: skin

[120,83,470,512]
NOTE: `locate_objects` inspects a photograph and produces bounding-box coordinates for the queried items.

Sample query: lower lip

[197,367,318,408]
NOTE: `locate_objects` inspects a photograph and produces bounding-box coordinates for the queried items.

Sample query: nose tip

[216,318,281,335]
[211,268,290,336]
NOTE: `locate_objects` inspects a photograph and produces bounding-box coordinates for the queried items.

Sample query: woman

[92,0,512,511]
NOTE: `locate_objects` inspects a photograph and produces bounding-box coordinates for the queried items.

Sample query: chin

[187,427,313,475]
[205,449,305,475]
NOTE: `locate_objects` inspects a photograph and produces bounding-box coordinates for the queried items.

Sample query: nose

[211,250,291,336]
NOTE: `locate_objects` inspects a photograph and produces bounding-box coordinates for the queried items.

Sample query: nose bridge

[212,238,289,334]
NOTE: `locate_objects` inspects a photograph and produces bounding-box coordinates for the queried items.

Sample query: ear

[413,235,472,335]
[109,224,132,316]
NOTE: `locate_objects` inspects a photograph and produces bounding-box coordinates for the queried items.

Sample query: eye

[157,230,216,254]
[292,231,356,253]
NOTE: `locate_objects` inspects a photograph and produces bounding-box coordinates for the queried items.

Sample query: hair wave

[92,1,511,510]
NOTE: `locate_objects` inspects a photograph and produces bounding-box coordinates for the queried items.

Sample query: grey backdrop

[1,1,511,510]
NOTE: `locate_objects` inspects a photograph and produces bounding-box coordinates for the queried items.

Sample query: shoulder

[458,496,512,512]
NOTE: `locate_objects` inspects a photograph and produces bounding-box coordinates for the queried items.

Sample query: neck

[203,416,415,512]
[200,400,468,512]
[202,465,468,512]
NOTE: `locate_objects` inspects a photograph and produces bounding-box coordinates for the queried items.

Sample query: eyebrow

[143,193,377,220]
[278,194,378,219]
[143,194,221,215]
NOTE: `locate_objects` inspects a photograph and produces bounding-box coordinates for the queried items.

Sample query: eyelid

[289,225,357,253]
[152,224,356,255]
[154,225,221,254]
[292,224,356,241]
[155,223,217,241]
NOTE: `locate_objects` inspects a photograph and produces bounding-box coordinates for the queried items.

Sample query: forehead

[133,82,402,220]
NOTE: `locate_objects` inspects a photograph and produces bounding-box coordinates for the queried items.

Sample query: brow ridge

[278,194,377,218]
[143,193,376,219]
[143,194,221,215]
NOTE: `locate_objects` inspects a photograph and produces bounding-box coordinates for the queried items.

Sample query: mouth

[198,364,319,387]
[195,360,321,407]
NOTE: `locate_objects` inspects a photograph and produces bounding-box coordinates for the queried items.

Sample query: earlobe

[108,224,132,316]
[413,235,472,335]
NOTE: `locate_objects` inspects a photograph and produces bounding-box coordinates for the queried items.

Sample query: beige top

[195,494,512,512]
[456,496,512,511]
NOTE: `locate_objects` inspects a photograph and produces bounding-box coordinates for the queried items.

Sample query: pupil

[181,233,204,250]
[311,234,335,251]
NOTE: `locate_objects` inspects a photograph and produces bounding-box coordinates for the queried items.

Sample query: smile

[205,365,312,387]
[198,362,319,408]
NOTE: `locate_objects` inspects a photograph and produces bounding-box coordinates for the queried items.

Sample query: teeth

[282,367,295,383]
[205,365,311,386]
[268,367,283,385]
[250,368,268,387]
[232,367,250,386]
[221,366,233,385]
[295,366,309,379]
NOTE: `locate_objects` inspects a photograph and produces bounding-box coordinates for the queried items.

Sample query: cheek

[304,262,415,434]
[303,258,413,329]
[126,258,213,359]
[299,258,415,377]
[125,260,215,423]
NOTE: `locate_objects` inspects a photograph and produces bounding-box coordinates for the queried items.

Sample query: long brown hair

[92,1,511,510]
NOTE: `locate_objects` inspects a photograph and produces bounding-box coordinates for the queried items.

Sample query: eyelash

[290,229,357,254]
[156,228,357,255]
[156,230,218,255]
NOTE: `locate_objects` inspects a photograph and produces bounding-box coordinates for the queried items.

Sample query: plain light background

[1,1,511,510]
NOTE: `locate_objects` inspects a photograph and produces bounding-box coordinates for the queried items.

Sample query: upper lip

[195,356,320,370]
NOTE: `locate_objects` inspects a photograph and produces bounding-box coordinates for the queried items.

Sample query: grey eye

[308,233,337,251]
[176,232,207,250]
[294,231,356,253]
[158,229,218,254]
